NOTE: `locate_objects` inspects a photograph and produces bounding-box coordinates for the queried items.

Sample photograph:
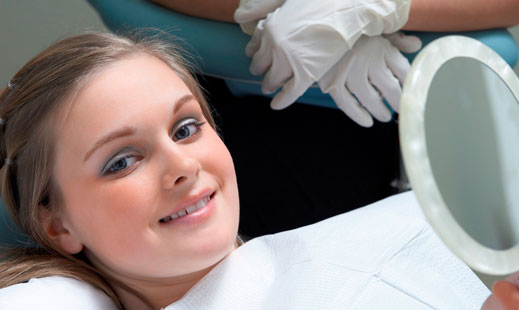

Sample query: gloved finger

[245,35,261,59]
[245,20,265,58]
[234,0,286,24]
[270,76,312,110]
[329,88,373,127]
[261,52,292,94]
[369,66,402,112]
[318,54,354,94]
[347,78,391,122]
[240,20,259,37]
[249,35,273,76]
[384,46,411,85]
[384,32,422,54]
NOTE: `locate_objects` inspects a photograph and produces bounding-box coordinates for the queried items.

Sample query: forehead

[70,54,189,124]
[56,54,192,150]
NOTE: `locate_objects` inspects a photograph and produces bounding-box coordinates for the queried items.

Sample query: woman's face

[51,54,240,282]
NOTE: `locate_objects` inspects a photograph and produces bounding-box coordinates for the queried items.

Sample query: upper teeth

[160,196,211,223]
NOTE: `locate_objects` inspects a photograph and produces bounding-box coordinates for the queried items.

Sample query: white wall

[0,0,106,85]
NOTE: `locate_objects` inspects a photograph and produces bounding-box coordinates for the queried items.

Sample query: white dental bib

[166,192,489,309]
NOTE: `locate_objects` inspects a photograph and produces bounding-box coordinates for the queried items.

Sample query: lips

[159,192,214,223]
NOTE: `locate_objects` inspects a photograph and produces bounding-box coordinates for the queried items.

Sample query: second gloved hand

[318,33,421,127]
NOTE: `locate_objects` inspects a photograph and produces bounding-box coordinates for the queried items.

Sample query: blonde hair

[0,31,215,309]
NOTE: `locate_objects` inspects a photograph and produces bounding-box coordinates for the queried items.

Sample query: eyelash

[101,151,141,176]
[171,118,205,142]
[101,118,205,176]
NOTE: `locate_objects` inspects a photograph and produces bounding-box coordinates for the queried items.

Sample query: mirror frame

[400,35,519,275]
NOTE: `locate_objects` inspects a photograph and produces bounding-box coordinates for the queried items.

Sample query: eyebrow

[173,94,195,114]
[83,126,136,162]
[83,94,195,162]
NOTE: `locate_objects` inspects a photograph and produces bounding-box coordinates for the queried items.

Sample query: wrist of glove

[234,0,413,112]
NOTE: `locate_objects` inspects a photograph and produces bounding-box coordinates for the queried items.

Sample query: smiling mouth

[159,193,214,223]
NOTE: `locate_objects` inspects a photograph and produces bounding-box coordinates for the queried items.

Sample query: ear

[39,204,83,255]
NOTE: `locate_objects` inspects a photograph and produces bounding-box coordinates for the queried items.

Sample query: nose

[161,143,201,191]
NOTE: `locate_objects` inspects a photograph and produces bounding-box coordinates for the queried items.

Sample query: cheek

[60,177,156,250]
[203,130,238,191]
[67,179,147,216]
[205,132,240,231]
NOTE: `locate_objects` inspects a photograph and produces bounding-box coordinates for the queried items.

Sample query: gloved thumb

[270,77,312,110]
[384,32,422,54]
[234,0,286,24]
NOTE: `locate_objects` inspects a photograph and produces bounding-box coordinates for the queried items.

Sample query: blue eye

[102,153,138,176]
[173,119,204,141]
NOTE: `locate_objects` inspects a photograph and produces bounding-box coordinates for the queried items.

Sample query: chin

[174,225,238,276]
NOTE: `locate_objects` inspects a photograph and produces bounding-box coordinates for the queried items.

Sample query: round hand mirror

[400,35,519,276]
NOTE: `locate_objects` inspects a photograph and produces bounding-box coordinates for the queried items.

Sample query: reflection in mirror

[424,57,519,250]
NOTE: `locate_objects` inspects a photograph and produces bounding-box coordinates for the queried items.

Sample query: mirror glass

[424,57,519,250]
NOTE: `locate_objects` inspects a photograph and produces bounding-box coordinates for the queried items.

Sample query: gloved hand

[234,0,412,110]
[318,33,421,127]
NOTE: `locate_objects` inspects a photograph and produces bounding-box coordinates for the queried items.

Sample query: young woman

[0,32,513,310]
[0,32,239,309]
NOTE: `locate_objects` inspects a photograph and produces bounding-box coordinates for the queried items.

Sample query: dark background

[201,75,401,238]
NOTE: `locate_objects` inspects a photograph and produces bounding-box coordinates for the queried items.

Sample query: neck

[87,245,237,310]
[116,265,216,310]
[85,241,240,309]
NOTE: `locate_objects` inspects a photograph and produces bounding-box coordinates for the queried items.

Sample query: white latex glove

[234,0,412,110]
[318,33,421,127]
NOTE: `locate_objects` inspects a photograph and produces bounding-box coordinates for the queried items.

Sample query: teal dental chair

[86,0,517,108]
